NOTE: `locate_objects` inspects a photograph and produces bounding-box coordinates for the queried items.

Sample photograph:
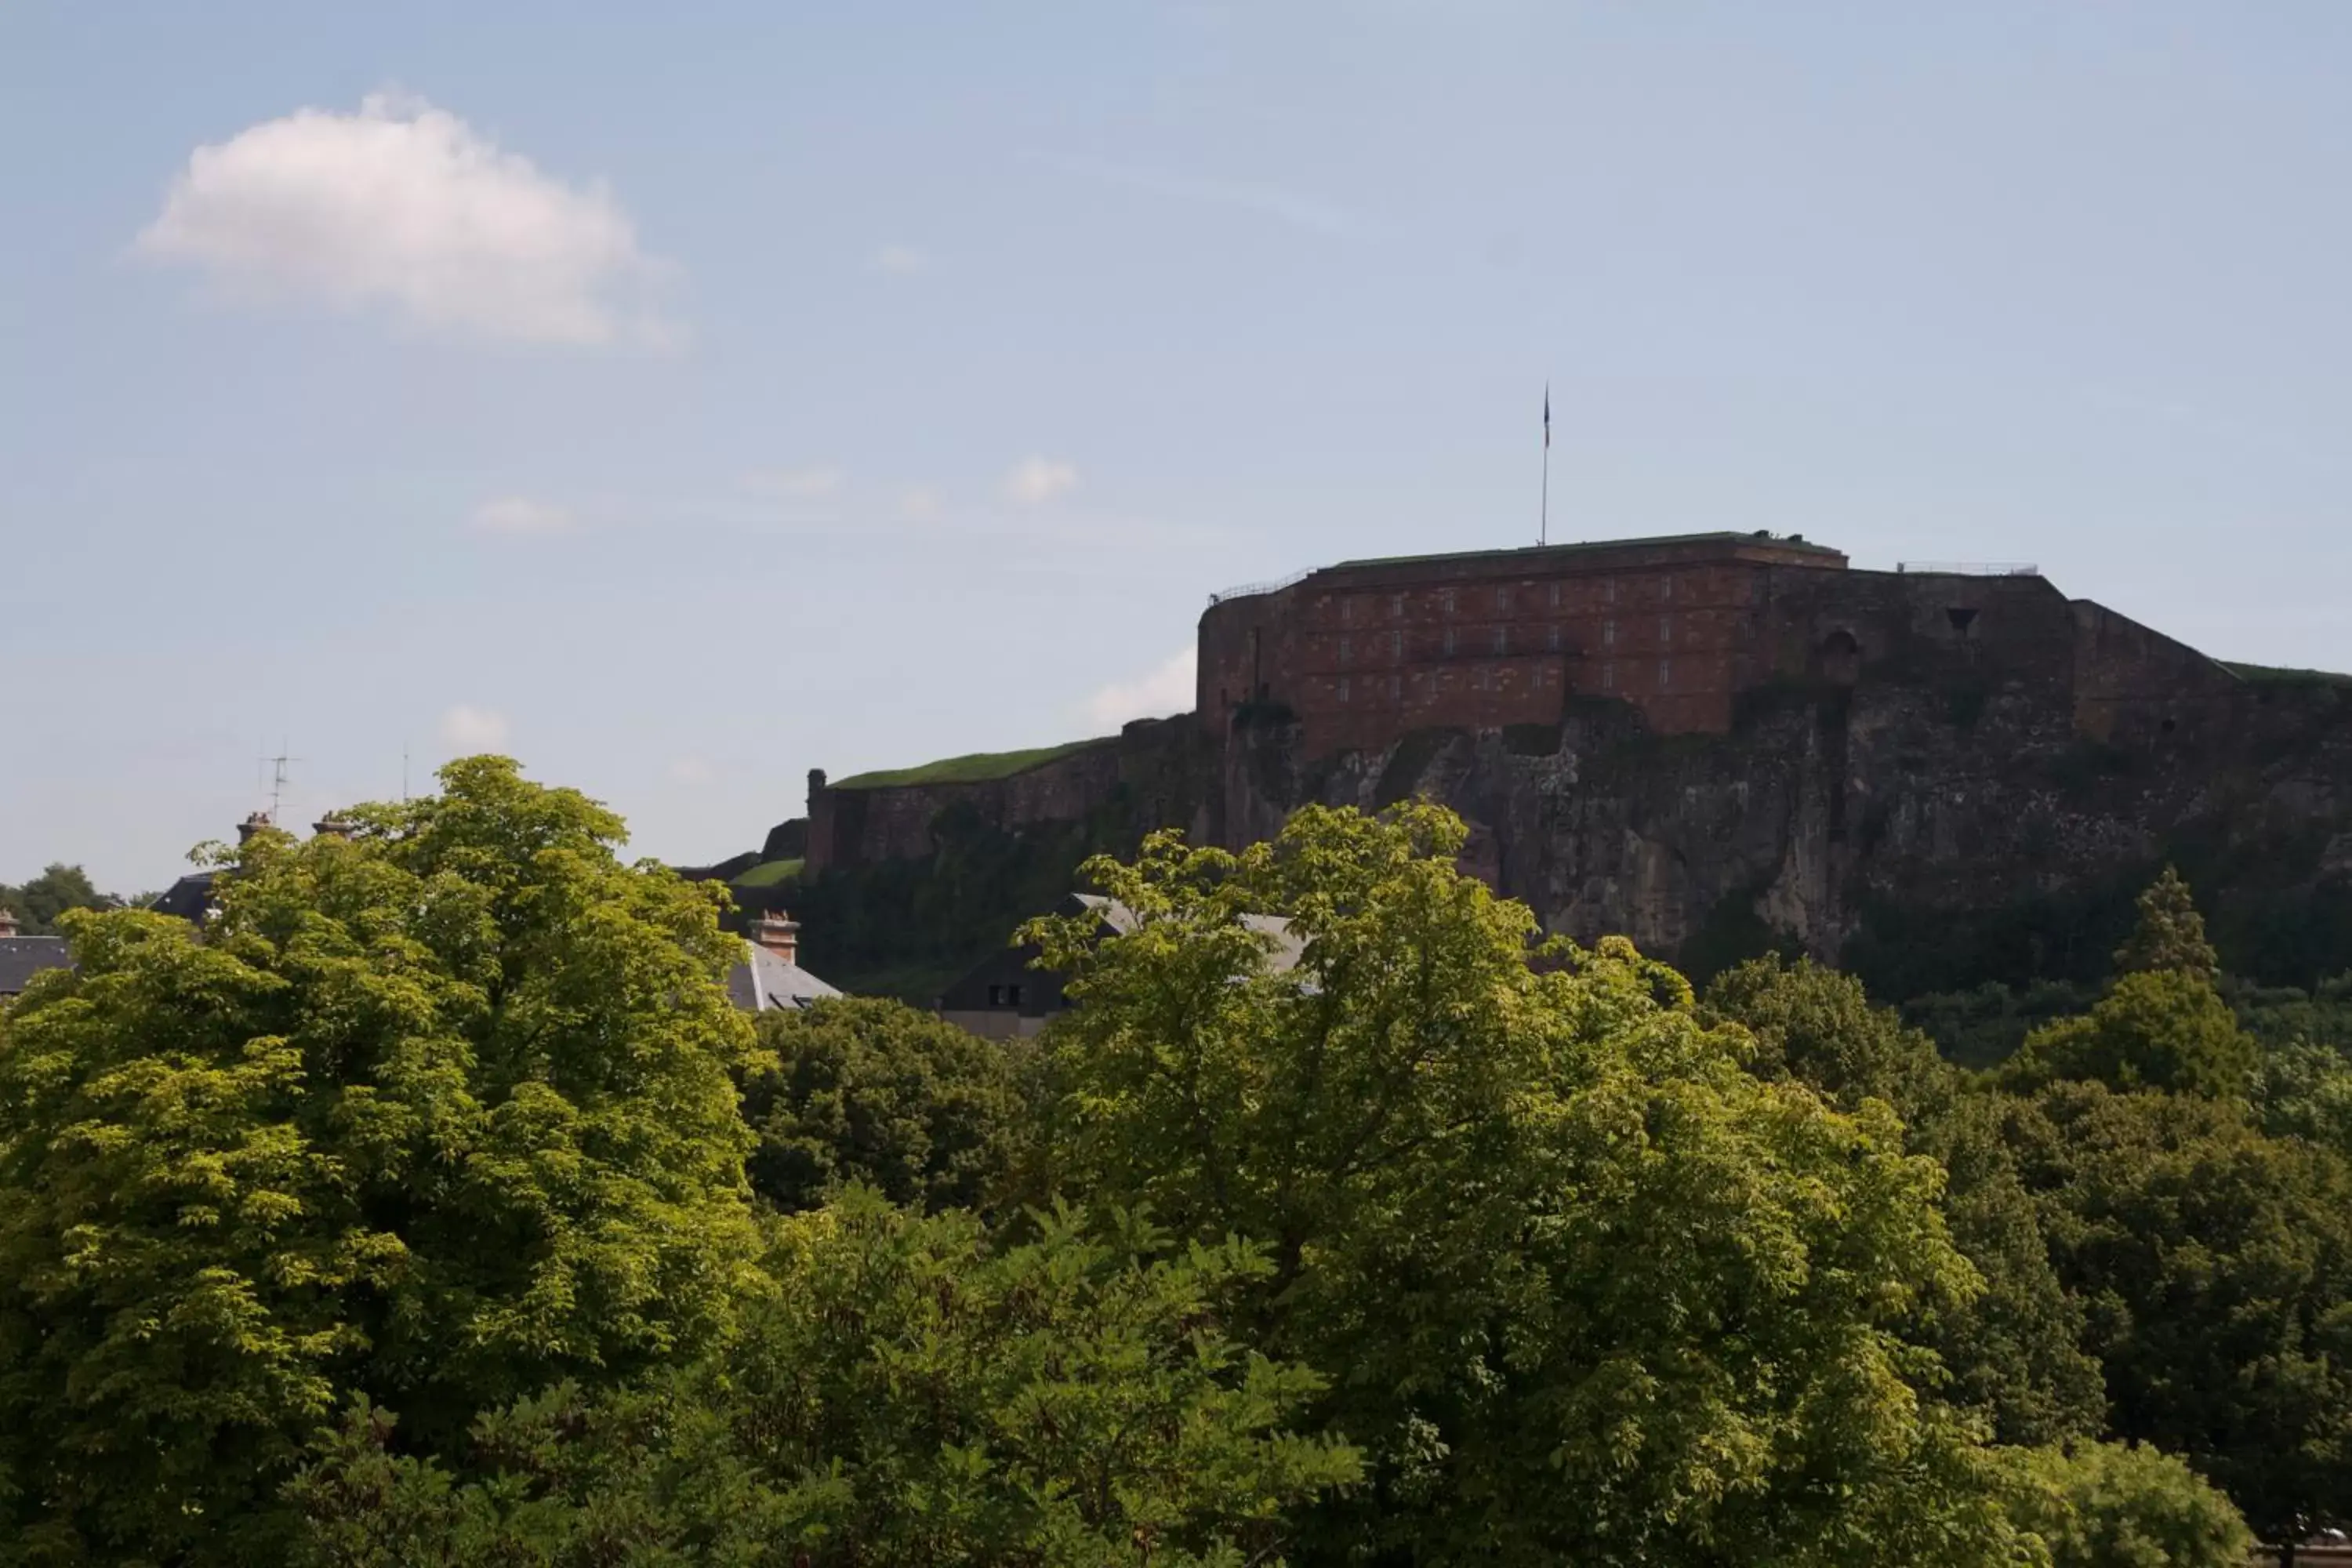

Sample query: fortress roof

[1328,530,1846,575]
[1210,532,1846,604]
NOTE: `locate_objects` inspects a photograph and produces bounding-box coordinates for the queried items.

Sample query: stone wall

[804,718,1204,874]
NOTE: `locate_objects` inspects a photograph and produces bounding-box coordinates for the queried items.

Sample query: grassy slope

[2223,661,2352,687]
[731,858,804,889]
[829,738,1115,790]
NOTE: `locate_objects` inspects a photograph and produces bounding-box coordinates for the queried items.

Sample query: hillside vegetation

[829,736,1113,789]
[8,760,2349,1564]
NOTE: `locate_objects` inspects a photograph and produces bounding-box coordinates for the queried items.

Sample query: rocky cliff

[1220,670,2352,995]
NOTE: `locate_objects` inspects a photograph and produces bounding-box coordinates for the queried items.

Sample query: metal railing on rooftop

[1208,567,1316,605]
[1896,561,2041,576]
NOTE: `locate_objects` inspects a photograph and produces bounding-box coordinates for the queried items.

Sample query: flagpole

[1540,382,1551,546]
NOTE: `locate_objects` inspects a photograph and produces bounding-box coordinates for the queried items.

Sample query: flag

[1543,383,1551,448]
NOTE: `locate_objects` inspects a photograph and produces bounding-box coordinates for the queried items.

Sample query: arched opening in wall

[1819,630,1861,687]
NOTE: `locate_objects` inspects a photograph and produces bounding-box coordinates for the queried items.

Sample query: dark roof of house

[939,894,1304,1017]
[150,872,217,922]
[726,942,843,1012]
[0,935,72,998]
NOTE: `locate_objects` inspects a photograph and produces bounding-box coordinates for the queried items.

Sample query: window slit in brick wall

[1660,615,1671,647]
[1443,626,1456,655]
[1392,593,1404,619]
[1549,625,1561,653]
[1339,676,1351,704]
[1443,588,1457,615]
[1339,635,1352,666]
[1603,619,1616,647]
[1392,630,1403,659]
[1495,626,1508,655]
[1659,658,1672,687]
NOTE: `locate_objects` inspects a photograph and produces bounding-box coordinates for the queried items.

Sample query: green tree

[1704,957,2104,1447]
[740,995,1030,1214]
[1027,805,2039,1566]
[2252,1033,2352,1163]
[2009,1082,2352,1552]
[2003,868,2254,1097]
[0,861,118,935]
[290,1192,1360,1567]
[2009,1440,2252,1568]
[2113,866,2219,980]
[2003,969,2259,1098]
[0,757,758,1565]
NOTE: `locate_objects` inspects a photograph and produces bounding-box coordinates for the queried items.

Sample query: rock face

[1220,675,2352,993]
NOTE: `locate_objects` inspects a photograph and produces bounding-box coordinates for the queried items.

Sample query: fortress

[1195,530,2235,755]
[787,530,2352,997]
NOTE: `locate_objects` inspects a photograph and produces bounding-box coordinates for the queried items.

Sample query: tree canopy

[291,1193,1359,1568]
[1027,805,2040,1565]
[0,758,759,1563]
[0,861,120,935]
[739,994,1030,1214]
[9,789,2325,1566]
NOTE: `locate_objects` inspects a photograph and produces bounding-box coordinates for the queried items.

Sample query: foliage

[2009,1440,2252,1568]
[2002,970,2259,1098]
[1904,978,2102,1071]
[2008,1082,2352,1548]
[1704,958,2104,1447]
[2111,866,2219,981]
[2253,1034,2352,1162]
[740,996,1029,1215]
[290,1192,1360,1567]
[1704,953,1953,1119]
[0,757,758,1565]
[1027,804,2041,1566]
[0,862,120,935]
[829,738,1114,790]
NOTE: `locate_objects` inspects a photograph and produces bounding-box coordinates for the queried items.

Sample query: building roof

[149,872,217,923]
[0,935,71,998]
[728,940,844,1012]
[1072,893,1305,970]
[1210,532,1847,605]
[1327,530,1846,575]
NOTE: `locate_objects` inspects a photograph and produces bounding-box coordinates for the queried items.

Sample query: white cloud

[1004,456,1080,505]
[136,91,672,346]
[669,757,713,785]
[1082,647,1196,726]
[1038,153,1363,238]
[471,496,573,534]
[742,464,845,498]
[898,485,943,522]
[873,243,926,275]
[439,704,510,750]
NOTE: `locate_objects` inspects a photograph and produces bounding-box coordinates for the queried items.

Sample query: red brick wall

[1199,540,1847,753]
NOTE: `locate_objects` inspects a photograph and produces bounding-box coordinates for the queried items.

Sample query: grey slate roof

[0,935,72,998]
[149,873,217,923]
[727,941,843,1012]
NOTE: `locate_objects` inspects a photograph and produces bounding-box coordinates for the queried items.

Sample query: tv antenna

[259,742,302,823]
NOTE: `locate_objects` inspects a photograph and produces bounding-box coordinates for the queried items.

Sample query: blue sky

[5,2,2351,891]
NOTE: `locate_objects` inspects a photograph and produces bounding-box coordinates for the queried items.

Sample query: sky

[5,2,2351,892]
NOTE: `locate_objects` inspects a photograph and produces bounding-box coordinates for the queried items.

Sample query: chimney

[0,906,17,938]
[312,815,355,840]
[238,811,273,845]
[749,910,800,967]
